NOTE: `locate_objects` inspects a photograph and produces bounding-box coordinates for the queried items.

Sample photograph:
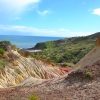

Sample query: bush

[29,94,38,100]
[0,48,5,56]
[0,65,4,71]
[60,62,74,67]
[0,41,11,51]
[76,67,81,72]
[86,72,92,77]
[0,60,6,71]
[14,68,21,74]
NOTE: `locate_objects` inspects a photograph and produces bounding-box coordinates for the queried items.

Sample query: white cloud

[60,28,69,32]
[37,9,51,16]
[0,25,92,37]
[0,0,40,17]
[92,8,100,16]
[70,32,91,37]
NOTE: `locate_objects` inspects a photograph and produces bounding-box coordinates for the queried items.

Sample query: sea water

[0,35,65,48]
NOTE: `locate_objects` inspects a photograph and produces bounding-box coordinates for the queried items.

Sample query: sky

[0,0,100,37]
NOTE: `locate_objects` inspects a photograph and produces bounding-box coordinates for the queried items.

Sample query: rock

[0,50,66,88]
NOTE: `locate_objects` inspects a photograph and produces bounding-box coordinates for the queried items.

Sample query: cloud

[37,9,51,16]
[92,8,100,16]
[0,25,92,37]
[60,28,69,32]
[0,0,40,18]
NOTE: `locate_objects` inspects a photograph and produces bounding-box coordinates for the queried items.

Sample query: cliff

[0,49,65,88]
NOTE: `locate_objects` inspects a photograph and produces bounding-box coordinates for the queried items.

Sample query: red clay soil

[0,60,100,100]
[60,67,71,72]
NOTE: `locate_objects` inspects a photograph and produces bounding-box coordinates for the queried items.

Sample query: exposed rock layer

[0,50,65,88]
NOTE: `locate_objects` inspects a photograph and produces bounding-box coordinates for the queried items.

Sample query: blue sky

[0,0,100,37]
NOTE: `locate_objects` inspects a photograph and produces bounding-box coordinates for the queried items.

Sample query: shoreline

[25,49,42,52]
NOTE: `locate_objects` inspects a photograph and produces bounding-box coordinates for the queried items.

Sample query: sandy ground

[26,50,42,52]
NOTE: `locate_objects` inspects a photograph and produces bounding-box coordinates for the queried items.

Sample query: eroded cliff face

[0,50,65,88]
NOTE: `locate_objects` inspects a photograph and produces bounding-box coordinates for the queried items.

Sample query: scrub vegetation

[32,32,100,66]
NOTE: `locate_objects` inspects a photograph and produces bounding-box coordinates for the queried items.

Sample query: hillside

[31,32,100,66]
[0,41,67,88]
[0,35,100,100]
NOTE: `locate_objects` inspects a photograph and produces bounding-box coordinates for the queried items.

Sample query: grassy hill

[31,32,100,66]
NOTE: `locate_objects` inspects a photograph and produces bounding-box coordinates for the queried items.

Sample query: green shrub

[0,65,4,71]
[0,41,11,51]
[0,41,10,44]
[0,60,6,71]
[61,62,74,67]
[76,67,81,72]
[29,94,38,100]
[14,68,21,74]
[0,48,5,56]
[86,72,92,77]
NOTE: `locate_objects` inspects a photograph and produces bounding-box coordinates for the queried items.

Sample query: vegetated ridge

[31,32,100,66]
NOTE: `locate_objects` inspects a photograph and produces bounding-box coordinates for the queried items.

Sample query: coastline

[25,49,42,52]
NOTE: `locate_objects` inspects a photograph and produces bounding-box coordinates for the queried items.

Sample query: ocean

[0,35,65,48]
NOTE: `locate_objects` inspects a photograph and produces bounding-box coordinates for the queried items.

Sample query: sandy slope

[0,50,66,88]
